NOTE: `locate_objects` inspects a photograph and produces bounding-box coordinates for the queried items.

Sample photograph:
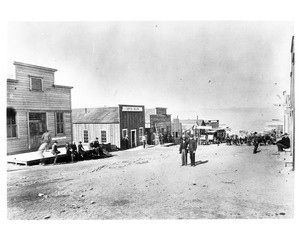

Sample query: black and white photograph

[1,0,299,228]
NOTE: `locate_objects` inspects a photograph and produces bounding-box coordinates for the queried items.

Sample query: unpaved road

[7,144,294,219]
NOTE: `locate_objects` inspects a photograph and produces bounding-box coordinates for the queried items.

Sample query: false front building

[72,105,145,149]
[7,62,73,154]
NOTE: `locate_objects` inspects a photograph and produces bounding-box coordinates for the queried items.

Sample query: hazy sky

[6,21,293,131]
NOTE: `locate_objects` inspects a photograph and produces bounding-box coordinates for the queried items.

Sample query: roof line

[13,61,57,72]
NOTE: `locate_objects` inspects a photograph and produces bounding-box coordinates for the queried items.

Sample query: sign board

[122,106,143,112]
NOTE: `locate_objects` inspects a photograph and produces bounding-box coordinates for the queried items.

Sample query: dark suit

[277,136,290,151]
[188,138,197,166]
[179,139,189,166]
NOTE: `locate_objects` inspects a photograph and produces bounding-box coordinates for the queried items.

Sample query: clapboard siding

[73,123,120,147]
[119,105,145,147]
[7,111,29,153]
[7,62,73,155]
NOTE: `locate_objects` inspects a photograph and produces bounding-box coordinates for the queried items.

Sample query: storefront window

[7,108,17,138]
[56,112,64,134]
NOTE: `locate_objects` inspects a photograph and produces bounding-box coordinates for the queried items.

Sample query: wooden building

[72,105,145,149]
[7,62,73,154]
[204,120,219,128]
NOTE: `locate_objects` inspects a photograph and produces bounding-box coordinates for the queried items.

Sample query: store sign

[122,106,143,112]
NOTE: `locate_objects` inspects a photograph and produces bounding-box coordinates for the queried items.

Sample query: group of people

[179,134,198,167]
[225,131,290,154]
[225,133,276,146]
[38,130,112,165]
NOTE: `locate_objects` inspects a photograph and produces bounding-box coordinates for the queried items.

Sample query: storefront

[7,62,73,154]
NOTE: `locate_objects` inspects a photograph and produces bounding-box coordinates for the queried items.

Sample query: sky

[5,21,293,132]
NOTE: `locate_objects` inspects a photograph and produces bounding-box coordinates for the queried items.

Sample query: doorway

[131,129,136,148]
[29,112,47,150]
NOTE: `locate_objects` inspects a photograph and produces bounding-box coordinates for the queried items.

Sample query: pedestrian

[65,142,73,162]
[276,133,290,152]
[253,132,260,154]
[41,130,52,152]
[52,141,61,165]
[142,134,147,148]
[188,134,197,167]
[179,135,189,166]
[38,142,48,165]
[125,135,129,149]
[71,141,79,161]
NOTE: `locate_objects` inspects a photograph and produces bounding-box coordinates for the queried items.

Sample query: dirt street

[7,144,294,219]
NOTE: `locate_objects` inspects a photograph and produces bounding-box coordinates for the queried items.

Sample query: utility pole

[290,36,295,171]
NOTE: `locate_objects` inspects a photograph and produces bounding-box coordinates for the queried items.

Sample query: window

[30,77,43,91]
[139,127,144,142]
[122,129,128,138]
[56,112,64,134]
[101,130,107,143]
[83,130,89,143]
[7,108,17,138]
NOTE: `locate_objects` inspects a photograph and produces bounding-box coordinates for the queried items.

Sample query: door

[131,130,136,148]
[29,112,47,150]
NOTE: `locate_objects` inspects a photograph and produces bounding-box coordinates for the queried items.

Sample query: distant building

[145,107,172,144]
[7,62,73,154]
[264,119,283,136]
[204,120,219,128]
[180,118,206,133]
[171,117,182,144]
[72,105,145,149]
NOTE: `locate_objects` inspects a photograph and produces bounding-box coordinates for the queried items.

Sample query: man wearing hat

[179,135,189,166]
[188,134,197,167]
[93,137,100,156]
[52,140,61,165]
[78,141,87,160]
[276,133,290,152]
[253,132,260,154]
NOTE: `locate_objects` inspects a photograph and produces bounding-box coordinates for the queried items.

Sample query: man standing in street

[188,134,197,167]
[179,135,189,166]
[142,134,147,148]
[253,132,261,154]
